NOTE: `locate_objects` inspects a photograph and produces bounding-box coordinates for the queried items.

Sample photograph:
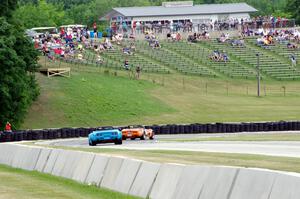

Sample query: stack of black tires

[1,121,300,143]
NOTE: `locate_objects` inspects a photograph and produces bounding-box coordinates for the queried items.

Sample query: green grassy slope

[22,71,173,129]
[0,164,140,199]
[22,61,300,129]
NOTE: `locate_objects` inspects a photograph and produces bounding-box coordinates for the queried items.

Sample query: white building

[102,1,257,26]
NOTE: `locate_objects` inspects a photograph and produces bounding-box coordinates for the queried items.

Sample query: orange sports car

[122,125,154,140]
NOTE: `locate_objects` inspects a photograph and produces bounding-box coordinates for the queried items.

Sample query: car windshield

[97,126,114,130]
[128,125,143,129]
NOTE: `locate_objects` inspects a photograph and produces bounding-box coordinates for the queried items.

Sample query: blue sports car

[88,126,122,146]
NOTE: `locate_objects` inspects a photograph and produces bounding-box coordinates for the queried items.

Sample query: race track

[36,132,300,158]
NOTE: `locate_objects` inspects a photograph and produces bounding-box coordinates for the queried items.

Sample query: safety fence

[1,121,300,143]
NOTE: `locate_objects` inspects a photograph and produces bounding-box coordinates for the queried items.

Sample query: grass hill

[22,55,300,129]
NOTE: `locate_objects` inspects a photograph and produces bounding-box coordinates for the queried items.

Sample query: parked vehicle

[88,126,122,146]
[122,125,154,140]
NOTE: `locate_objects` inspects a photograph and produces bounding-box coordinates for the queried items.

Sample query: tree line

[0,0,39,129]
[16,0,299,30]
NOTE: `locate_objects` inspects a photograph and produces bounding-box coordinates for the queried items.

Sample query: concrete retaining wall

[1,143,300,199]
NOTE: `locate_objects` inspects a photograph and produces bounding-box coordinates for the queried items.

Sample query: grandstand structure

[54,36,300,81]
[102,2,257,28]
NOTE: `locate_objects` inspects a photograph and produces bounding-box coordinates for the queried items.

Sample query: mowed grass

[0,164,140,199]
[163,133,300,142]
[22,71,173,129]
[40,145,300,173]
[22,61,300,129]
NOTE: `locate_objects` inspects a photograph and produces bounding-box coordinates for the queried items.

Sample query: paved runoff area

[36,132,300,158]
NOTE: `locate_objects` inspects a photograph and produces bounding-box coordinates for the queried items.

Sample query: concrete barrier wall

[72,152,95,183]
[150,163,185,199]
[198,166,239,199]
[100,156,124,189]
[2,143,300,199]
[173,165,211,199]
[85,154,109,186]
[111,159,142,194]
[35,148,52,172]
[229,168,277,199]
[43,149,62,174]
[269,173,300,199]
[129,161,161,198]
[0,144,17,166]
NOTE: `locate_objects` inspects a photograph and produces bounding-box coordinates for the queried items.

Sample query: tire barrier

[1,121,300,143]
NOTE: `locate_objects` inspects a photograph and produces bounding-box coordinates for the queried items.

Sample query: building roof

[111,3,257,18]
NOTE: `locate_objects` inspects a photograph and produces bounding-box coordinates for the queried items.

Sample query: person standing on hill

[93,22,97,38]
[291,54,297,67]
[4,122,12,132]
[124,59,129,70]
[136,65,141,79]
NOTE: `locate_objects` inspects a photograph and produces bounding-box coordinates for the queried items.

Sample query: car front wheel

[89,140,96,146]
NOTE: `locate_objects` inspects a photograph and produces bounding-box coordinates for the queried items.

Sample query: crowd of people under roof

[110,16,295,35]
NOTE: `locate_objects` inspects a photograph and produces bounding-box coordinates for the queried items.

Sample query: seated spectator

[123,47,133,55]
[124,59,129,70]
[287,42,298,49]
[99,44,105,51]
[225,32,230,40]
[153,40,161,48]
[170,33,177,41]
[222,53,229,62]
[130,42,136,51]
[217,33,227,43]
[256,37,264,45]
[187,34,197,43]
[47,50,55,61]
[77,44,83,52]
[96,55,103,64]
[60,48,65,58]
[203,31,210,40]
[167,33,172,41]
[129,33,135,39]
[231,39,244,47]
[77,53,83,60]
[209,50,220,61]
[176,32,182,41]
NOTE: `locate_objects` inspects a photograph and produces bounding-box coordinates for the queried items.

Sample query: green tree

[0,0,40,129]
[286,0,300,24]
[14,0,73,28]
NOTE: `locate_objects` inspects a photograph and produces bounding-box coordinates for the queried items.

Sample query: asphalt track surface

[37,132,300,158]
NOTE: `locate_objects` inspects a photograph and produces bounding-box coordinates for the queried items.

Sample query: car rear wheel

[149,136,154,140]
[114,139,122,145]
